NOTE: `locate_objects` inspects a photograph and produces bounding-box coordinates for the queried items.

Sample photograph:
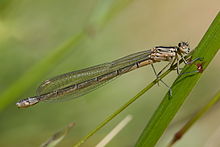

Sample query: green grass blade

[135,12,220,147]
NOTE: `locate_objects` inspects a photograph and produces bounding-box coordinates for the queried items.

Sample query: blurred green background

[0,0,219,146]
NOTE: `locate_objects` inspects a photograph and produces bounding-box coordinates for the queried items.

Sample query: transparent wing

[42,74,119,102]
[37,50,152,97]
[42,63,138,102]
[37,63,111,95]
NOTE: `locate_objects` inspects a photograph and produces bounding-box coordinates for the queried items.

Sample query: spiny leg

[151,64,160,86]
[178,54,204,75]
[157,61,172,76]
[169,56,178,71]
[150,64,172,96]
[175,55,181,75]
[167,54,181,75]
[185,57,203,65]
[179,53,188,64]
[160,79,172,96]
[179,52,203,65]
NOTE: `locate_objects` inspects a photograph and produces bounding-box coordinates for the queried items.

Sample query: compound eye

[187,47,190,53]
[178,42,182,47]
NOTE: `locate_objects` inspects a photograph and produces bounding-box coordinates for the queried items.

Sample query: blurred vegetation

[168,89,220,147]
[0,0,219,147]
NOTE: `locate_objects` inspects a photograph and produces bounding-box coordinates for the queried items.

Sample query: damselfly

[16,42,197,108]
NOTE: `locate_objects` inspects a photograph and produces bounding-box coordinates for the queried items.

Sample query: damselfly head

[16,97,39,108]
[178,41,190,54]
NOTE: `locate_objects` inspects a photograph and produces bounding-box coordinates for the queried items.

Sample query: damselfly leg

[150,54,203,96]
[151,64,173,95]
[179,57,204,75]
